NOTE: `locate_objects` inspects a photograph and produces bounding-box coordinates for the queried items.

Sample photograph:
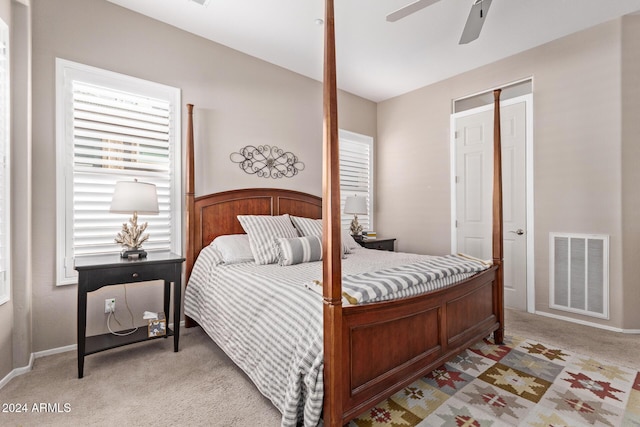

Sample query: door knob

[509,229,525,236]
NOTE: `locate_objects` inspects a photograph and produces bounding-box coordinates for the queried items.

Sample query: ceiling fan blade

[459,0,493,44]
[386,0,442,22]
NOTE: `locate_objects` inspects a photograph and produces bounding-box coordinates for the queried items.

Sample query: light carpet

[349,334,640,426]
[1,310,638,426]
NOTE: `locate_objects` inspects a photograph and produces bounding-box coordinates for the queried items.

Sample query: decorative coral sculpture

[114,212,150,252]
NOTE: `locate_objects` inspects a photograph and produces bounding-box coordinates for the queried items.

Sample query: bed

[183,1,504,425]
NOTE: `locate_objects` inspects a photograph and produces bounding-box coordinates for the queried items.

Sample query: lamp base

[350,215,363,236]
[120,249,148,259]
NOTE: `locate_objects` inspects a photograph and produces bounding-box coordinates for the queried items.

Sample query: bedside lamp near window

[344,195,367,241]
[110,179,159,259]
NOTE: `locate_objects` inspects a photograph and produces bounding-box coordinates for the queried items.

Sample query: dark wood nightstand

[359,238,396,252]
[74,251,185,378]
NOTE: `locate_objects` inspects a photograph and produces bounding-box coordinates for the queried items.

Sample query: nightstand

[359,238,396,252]
[74,251,185,378]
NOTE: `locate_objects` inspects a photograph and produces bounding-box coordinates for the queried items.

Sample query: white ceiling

[105,0,640,102]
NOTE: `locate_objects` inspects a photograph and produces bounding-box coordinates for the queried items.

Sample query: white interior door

[455,101,527,311]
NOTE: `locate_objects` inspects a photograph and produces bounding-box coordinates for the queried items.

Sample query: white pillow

[342,231,360,251]
[276,235,323,266]
[237,214,299,265]
[210,234,254,264]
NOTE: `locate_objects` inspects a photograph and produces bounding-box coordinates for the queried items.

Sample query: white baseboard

[0,353,34,389]
[535,310,640,334]
[34,344,77,358]
[0,321,186,390]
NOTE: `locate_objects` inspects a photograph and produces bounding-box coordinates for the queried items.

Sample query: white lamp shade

[344,195,367,215]
[110,180,159,214]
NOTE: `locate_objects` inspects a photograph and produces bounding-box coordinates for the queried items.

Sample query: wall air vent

[549,233,609,319]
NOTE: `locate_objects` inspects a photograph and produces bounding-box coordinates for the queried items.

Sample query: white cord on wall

[107,284,139,336]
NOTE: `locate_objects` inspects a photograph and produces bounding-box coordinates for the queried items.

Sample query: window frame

[55,59,182,286]
[339,129,374,233]
[0,18,10,305]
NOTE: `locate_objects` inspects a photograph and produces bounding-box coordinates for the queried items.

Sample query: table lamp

[110,179,159,259]
[344,195,367,240]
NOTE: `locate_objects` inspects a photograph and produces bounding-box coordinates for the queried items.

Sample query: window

[56,59,181,285]
[339,129,373,233]
[0,19,9,304]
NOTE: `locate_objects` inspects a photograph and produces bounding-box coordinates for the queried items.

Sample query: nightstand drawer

[78,262,179,291]
[100,263,176,285]
[360,238,396,252]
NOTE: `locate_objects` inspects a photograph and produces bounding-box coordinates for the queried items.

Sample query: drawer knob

[132,272,139,278]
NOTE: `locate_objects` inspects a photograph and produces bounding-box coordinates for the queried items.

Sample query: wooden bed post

[322,0,344,425]
[492,89,505,344]
[185,103,197,328]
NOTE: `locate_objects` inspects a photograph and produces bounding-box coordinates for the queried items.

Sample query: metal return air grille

[549,233,609,319]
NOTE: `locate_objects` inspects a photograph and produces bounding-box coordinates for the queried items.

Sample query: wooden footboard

[340,266,499,423]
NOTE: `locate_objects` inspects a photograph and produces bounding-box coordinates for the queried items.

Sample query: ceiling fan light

[459,0,492,44]
[189,0,211,7]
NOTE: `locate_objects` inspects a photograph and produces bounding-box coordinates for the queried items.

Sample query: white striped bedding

[183,246,487,426]
[338,254,489,304]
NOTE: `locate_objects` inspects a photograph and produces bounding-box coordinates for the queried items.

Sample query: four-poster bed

[183,1,504,425]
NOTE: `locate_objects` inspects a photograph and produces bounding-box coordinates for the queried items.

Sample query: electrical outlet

[104,298,116,314]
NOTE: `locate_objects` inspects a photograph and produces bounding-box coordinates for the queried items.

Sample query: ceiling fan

[386,0,493,44]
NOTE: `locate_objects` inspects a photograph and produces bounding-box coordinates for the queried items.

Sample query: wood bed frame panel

[184,1,504,424]
[339,265,499,421]
[193,188,321,251]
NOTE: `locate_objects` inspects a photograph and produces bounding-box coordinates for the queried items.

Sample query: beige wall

[10,0,33,374]
[0,0,13,381]
[377,18,636,329]
[621,15,640,330]
[0,0,33,384]
[29,0,376,352]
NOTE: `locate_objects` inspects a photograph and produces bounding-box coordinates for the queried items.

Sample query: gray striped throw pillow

[276,235,323,266]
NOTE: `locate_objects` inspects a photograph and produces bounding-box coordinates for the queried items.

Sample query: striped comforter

[184,246,488,426]
[340,254,489,304]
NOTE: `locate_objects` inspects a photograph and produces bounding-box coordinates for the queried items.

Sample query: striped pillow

[290,215,352,254]
[290,216,322,237]
[237,214,299,265]
[276,235,323,266]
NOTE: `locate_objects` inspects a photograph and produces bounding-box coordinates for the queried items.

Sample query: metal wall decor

[230,145,305,179]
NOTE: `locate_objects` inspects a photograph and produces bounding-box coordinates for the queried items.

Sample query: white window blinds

[339,130,373,232]
[71,82,172,255]
[56,59,181,285]
[0,20,9,304]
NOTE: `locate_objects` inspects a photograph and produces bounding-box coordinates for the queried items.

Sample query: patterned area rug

[349,335,640,426]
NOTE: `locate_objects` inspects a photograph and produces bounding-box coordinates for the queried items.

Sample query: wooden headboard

[186,187,322,274]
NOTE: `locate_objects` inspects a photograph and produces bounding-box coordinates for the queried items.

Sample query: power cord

[107,284,138,336]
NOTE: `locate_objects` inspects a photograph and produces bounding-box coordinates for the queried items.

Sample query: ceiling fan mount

[386,0,494,45]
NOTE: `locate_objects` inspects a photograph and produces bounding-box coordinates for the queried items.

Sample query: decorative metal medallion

[230,145,305,179]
